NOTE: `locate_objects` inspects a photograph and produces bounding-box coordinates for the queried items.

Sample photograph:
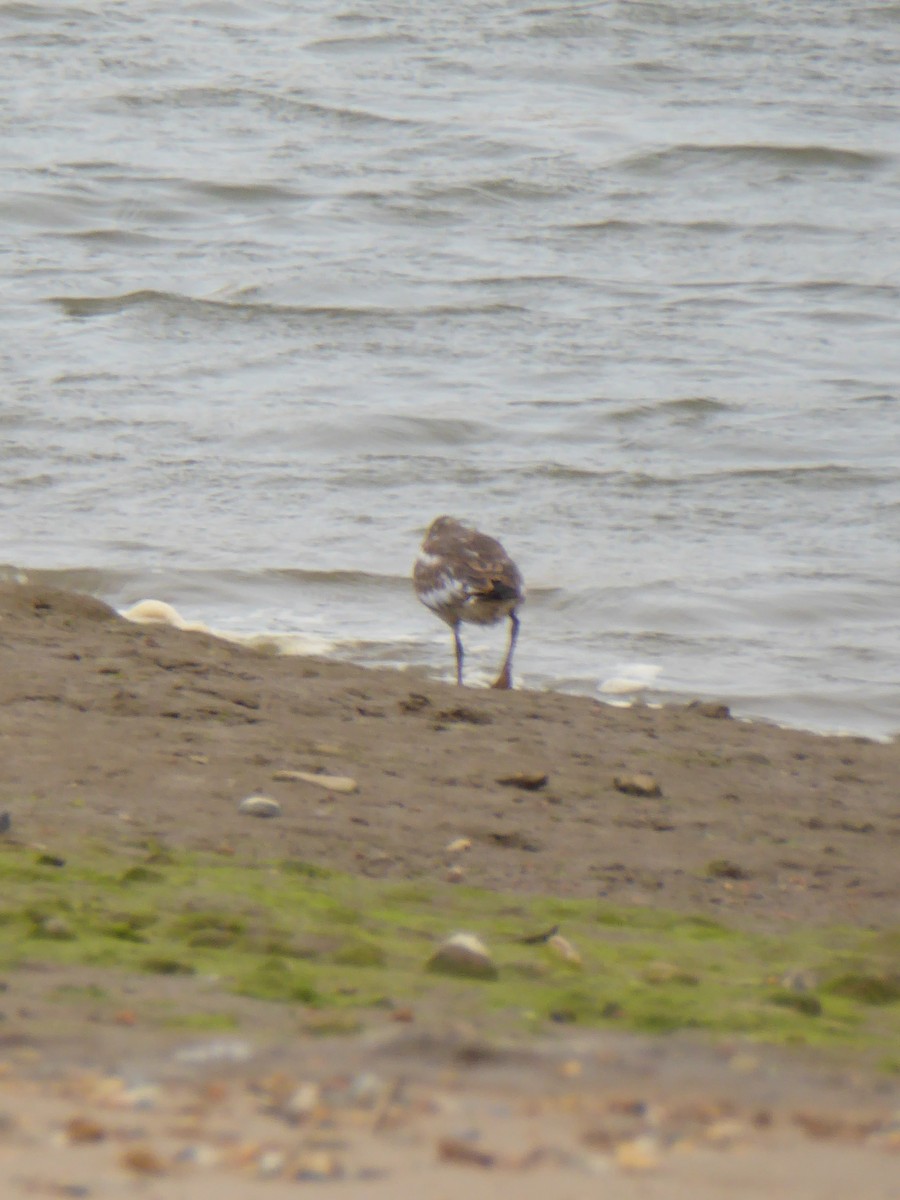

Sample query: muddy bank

[0,581,897,930]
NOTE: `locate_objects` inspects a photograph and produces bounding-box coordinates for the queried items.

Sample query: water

[3,1,900,738]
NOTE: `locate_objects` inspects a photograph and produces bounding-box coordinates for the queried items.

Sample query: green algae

[0,842,895,1057]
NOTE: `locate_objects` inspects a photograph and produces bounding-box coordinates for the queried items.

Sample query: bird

[413,515,524,689]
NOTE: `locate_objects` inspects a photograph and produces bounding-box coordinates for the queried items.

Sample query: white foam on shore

[120,598,344,658]
[599,662,663,696]
[121,599,211,633]
[118,600,895,742]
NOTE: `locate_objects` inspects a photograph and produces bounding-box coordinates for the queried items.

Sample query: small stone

[174,1039,253,1066]
[445,837,472,855]
[779,968,818,993]
[257,1149,286,1178]
[704,1119,749,1147]
[293,1150,342,1181]
[642,962,699,985]
[0,812,10,834]
[238,795,281,818]
[688,701,731,719]
[119,1084,161,1110]
[38,915,75,940]
[65,1115,106,1144]
[613,774,661,797]
[614,1135,660,1172]
[427,933,498,980]
[547,934,582,966]
[272,769,358,794]
[496,772,549,791]
[175,1143,220,1167]
[283,1082,320,1122]
[437,1136,496,1168]
[446,865,465,884]
[120,1146,166,1175]
[347,1072,384,1108]
[559,1059,583,1079]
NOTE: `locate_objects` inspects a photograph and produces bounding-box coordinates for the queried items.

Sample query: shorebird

[413,515,524,689]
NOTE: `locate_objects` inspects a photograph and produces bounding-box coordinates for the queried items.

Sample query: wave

[559,218,860,238]
[182,180,307,204]
[625,142,890,173]
[47,289,524,322]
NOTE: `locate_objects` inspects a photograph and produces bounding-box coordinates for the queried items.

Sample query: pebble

[175,1144,220,1168]
[272,769,358,794]
[65,1115,106,1144]
[613,774,662,797]
[257,1149,287,1177]
[427,933,498,980]
[38,915,75,940]
[118,1084,161,1111]
[174,1039,254,1065]
[437,1136,496,1168]
[547,934,583,966]
[347,1073,384,1108]
[779,967,818,992]
[445,865,465,883]
[238,795,281,818]
[119,1146,166,1175]
[704,1119,749,1147]
[688,700,732,719]
[495,772,549,791]
[283,1082,320,1122]
[293,1150,342,1181]
[614,1135,660,1172]
[445,837,472,855]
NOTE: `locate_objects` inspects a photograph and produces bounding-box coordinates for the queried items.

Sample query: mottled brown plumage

[413,515,524,688]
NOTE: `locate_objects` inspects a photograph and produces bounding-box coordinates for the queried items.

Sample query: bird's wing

[447,528,523,602]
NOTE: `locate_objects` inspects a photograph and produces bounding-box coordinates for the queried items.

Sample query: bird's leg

[453,623,465,686]
[491,611,520,690]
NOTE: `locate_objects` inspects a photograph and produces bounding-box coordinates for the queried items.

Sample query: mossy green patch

[768,989,824,1017]
[0,843,896,1057]
[161,1011,240,1032]
[332,937,387,968]
[825,973,900,1005]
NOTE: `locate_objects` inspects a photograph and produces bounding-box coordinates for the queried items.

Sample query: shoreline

[121,594,898,746]
[1,578,897,930]
[6,563,898,744]
[0,579,898,1197]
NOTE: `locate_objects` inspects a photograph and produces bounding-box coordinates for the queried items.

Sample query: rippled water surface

[3,1,900,736]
